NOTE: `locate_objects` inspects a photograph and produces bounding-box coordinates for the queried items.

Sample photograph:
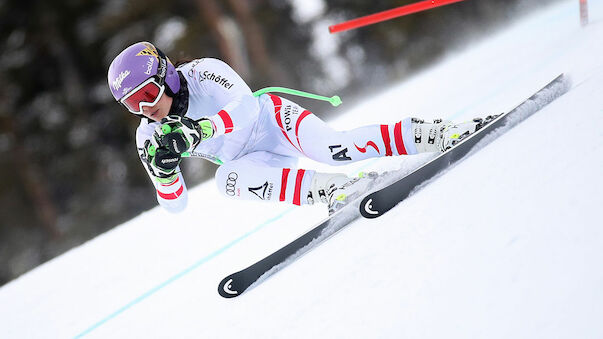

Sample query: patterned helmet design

[107,41,180,101]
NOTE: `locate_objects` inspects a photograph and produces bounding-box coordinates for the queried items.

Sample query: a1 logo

[329,145,352,162]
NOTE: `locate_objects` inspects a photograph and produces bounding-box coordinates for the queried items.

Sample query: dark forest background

[0,0,562,285]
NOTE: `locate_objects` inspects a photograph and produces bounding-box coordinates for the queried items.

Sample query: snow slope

[1,1,602,338]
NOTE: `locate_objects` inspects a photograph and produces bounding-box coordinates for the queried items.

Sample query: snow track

[1,1,602,338]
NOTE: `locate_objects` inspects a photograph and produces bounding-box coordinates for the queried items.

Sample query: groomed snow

[1,1,602,338]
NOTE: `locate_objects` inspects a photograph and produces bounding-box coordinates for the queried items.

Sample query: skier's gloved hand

[153,116,214,155]
[141,139,181,183]
[197,117,215,140]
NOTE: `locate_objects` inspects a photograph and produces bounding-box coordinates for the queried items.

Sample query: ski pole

[168,87,342,158]
[253,87,342,107]
[154,125,194,158]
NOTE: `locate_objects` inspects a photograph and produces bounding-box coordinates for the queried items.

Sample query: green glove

[154,116,215,155]
[197,118,214,141]
[141,139,181,184]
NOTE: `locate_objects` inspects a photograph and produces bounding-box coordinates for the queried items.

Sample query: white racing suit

[136,58,422,213]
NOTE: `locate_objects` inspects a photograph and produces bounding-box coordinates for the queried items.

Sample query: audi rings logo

[225,172,238,196]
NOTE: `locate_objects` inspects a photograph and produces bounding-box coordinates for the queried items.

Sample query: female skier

[107,42,478,214]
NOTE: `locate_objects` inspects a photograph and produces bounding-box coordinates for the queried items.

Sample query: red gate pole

[329,0,467,34]
[580,0,589,27]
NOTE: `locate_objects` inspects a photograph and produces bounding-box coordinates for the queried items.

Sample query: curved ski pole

[253,87,342,107]
[180,86,341,161]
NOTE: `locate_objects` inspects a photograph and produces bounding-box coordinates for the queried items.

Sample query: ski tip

[218,276,241,299]
[359,195,382,219]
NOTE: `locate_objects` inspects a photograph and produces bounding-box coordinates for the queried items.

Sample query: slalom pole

[329,0,467,34]
[580,0,588,26]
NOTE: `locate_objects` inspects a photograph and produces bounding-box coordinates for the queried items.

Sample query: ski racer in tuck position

[107,42,479,214]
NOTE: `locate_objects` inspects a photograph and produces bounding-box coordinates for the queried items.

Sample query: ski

[218,200,360,298]
[360,73,569,218]
[218,74,569,298]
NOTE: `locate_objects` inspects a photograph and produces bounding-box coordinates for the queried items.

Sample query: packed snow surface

[1,1,602,338]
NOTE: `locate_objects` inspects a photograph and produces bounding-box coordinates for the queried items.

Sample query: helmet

[107,41,180,102]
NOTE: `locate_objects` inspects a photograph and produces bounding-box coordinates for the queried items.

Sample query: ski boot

[410,118,451,153]
[308,172,378,215]
[438,114,501,151]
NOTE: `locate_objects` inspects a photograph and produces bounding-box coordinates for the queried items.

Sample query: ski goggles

[119,76,165,114]
[119,48,169,115]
